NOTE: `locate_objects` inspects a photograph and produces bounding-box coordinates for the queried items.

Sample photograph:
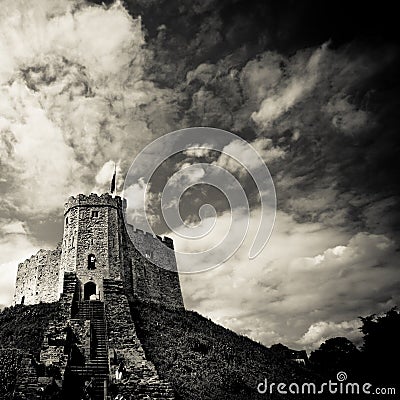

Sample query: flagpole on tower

[110,162,117,197]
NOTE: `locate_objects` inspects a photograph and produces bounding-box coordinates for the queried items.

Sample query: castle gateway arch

[83,281,97,300]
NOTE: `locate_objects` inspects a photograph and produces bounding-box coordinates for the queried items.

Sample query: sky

[0,0,399,351]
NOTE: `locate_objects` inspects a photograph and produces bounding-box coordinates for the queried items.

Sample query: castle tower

[14,192,183,309]
[60,193,127,302]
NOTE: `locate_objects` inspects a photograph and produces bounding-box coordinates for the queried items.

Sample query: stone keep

[13,193,183,309]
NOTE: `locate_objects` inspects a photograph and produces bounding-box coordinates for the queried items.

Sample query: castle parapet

[64,193,127,215]
[126,224,175,250]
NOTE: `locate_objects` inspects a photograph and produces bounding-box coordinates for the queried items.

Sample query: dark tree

[310,337,361,379]
[359,307,400,384]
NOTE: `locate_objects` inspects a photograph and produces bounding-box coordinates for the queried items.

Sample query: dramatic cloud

[0,0,175,218]
[215,137,285,174]
[251,44,327,128]
[179,210,399,350]
[298,319,362,348]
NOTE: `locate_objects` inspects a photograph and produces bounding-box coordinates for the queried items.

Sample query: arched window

[88,254,96,270]
[21,295,25,305]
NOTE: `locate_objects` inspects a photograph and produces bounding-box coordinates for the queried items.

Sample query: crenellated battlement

[64,193,126,215]
[18,248,50,267]
[126,224,175,250]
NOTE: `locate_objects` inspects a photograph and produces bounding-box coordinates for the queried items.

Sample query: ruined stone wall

[36,245,62,304]
[14,246,61,306]
[14,256,38,306]
[12,353,40,399]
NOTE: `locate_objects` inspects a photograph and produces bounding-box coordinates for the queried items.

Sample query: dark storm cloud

[89,0,400,239]
[97,4,398,261]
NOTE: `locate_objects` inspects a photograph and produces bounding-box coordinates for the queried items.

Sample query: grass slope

[0,303,59,398]
[130,300,318,400]
[0,303,59,358]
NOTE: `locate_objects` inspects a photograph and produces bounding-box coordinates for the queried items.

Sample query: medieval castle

[14,193,183,309]
[11,193,184,399]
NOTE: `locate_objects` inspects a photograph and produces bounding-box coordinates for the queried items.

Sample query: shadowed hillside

[0,300,320,399]
[129,300,319,400]
[0,303,59,358]
[0,303,60,399]
[0,349,23,400]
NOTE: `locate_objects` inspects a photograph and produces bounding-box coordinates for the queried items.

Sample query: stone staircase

[68,301,109,400]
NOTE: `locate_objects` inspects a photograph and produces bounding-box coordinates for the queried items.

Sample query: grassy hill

[0,303,59,358]
[0,303,60,399]
[0,300,321,399]
[130,300,319,400]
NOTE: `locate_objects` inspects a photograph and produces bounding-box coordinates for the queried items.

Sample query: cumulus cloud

[215,137,285,175]
[94,160,123,193]
[179,210,399,350]
[298,319,362,348]
[0,220,26,235]
[0,0,174,218]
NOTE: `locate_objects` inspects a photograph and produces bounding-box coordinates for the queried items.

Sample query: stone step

[69,368,109,375]
[68,301,110,400]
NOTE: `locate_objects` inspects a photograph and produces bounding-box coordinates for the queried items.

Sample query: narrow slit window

[145,250,153,259]
[88,254,96,270]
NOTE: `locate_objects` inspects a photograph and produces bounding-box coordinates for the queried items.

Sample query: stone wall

[36,244,62,304]
[103,279,175,399]
[40,273,77,379]
[14,256,38,306]
[131,252,184,308]
[125,225,184,309]
[62,193,125,301]
[14,245,61,306]
[126,224,177,272]
[13,354,40,400]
